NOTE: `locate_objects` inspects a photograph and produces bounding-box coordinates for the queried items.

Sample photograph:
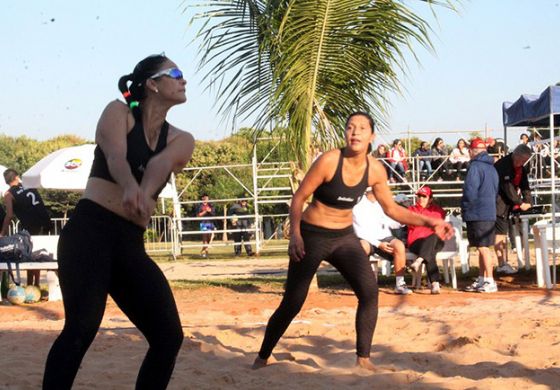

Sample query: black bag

[0,230,33,285]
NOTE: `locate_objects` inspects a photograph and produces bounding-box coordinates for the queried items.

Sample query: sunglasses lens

[169,68,183,79]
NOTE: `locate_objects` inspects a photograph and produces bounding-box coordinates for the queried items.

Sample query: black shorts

[369,237,394,261]
[466,221,496,247]
[495,216,509,235]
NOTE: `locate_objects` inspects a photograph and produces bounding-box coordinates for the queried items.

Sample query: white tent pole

[550,112,557,287]
[170,173,182,258]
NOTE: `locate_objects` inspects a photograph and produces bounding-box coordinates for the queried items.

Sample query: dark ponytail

[118,73,134,105]
[117,54,168,120]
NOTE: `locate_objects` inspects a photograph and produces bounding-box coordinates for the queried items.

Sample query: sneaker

[409,258,423,273]
[477,281,498,293]
[464,280,482,292]
[395,284,413,295]
[496,263,517,274]
[430,281,440,295]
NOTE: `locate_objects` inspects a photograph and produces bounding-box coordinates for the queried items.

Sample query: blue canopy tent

[503,85,560,288]
[503,85,560,128]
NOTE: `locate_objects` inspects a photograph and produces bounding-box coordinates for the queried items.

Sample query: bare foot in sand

[356,356,375,371]
[252,356,268,369]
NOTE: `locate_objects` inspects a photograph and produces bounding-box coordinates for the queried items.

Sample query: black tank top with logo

[313,148,369,209]
[8,184,50,234]
[89,119,169,199]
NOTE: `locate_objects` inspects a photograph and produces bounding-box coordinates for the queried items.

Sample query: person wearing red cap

[486,137,500,162]
[407,186,446,294]
[461,139,499,293]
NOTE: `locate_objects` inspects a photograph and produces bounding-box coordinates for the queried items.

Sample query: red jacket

[386,147,409,171]
[407,203,445,246]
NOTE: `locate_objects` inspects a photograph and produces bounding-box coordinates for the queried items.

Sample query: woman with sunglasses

[253,112,453,371]
[407,186,446,294]
[43,54,194,389]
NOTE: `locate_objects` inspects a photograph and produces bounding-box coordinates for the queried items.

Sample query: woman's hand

[288,233,306,262]
[122,182,147,219]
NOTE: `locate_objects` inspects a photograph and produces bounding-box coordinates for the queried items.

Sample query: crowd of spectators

[371,134,555,182]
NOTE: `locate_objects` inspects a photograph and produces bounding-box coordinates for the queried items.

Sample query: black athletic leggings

[409,233,444,283]
[43,199,183,390]
[258,221,378,359]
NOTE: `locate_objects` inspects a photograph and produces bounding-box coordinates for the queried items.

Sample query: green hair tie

[129,101,139,109]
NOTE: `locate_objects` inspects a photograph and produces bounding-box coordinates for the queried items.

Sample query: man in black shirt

[228,199,254,256]
[1,169,51,286]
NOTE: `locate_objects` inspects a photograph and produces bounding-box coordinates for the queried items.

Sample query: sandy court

[1,275,559,390]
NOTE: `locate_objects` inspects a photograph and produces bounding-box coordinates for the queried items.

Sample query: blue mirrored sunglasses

[150,67,183,80]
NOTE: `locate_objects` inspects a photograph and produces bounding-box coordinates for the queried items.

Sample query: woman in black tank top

[44,54,194,390]
[253,112,454,371]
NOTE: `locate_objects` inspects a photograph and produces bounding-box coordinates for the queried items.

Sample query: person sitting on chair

[353,188,412,295]
[407,186,446,294]
[1,169,51,287]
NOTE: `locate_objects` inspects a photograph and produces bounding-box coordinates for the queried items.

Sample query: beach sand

[1,272,559,389]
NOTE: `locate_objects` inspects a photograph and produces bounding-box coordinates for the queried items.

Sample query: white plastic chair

[532,220,559,289]
[410,215,466,289]
[369,255,391,278]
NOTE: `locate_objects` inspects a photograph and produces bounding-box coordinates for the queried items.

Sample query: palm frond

[185,0,458,168]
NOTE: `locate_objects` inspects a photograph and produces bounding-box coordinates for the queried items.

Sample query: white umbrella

[0,165,9,196]
[22,144,177,198]
[22,144,96,191]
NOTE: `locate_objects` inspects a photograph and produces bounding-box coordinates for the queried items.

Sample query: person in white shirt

[353,188,412,294]
[449,138,470,180]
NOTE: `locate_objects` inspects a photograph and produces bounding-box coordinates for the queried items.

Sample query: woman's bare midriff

[83,177,156,228]
[301,200,353,229]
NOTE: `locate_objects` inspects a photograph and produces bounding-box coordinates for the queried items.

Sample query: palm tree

[187,0,456,169]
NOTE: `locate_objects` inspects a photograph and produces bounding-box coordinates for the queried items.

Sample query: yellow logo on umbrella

[64,158,83,170]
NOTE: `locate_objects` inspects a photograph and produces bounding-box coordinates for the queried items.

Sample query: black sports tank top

[8,184,50,231]
[313,148,369,209]
[89,119,170,199]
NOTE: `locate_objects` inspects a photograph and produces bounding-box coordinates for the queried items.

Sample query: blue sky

[2,0,559,147]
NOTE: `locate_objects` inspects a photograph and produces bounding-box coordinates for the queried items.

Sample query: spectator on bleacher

[407,186,446,294]
[530,133,551,177]
[412,141,433,179]
[486,137,501,161]
[494,144,533,274]
[372,144,390,178]
[387,139,408,183]
[431,137,450,181]
[519,133,529,145]
[353,188,412,295]
[449,138,470,180]
[372,144,387,159]
[461,138,499,293]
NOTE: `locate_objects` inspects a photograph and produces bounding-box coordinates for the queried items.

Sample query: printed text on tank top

[312,148,369,210]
